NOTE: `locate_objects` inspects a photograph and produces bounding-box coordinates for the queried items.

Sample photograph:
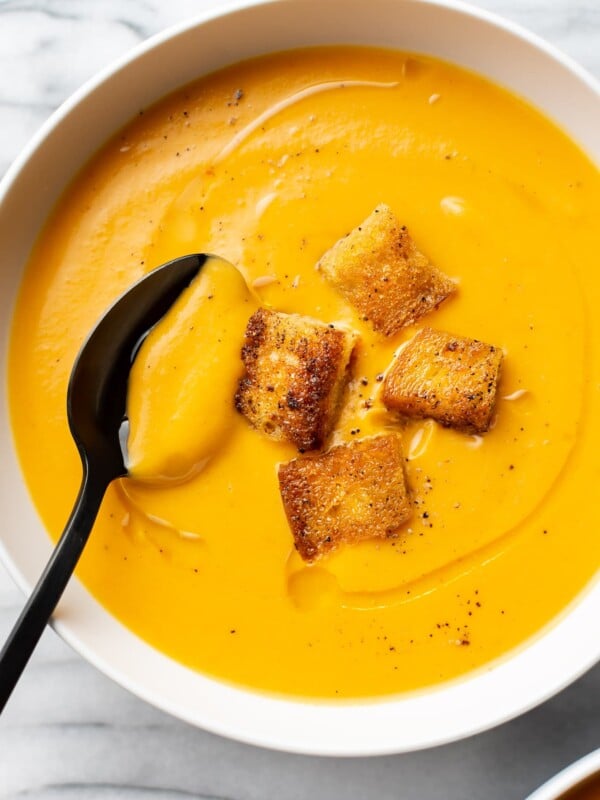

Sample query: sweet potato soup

[8,47,600,698]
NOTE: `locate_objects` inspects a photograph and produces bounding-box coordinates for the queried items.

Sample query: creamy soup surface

[9,47,600,698]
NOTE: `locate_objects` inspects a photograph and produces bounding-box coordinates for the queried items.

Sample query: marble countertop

[0,1,598,797]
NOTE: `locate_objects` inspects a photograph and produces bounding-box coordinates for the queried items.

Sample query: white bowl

[0,0,599,756]
[526,750,600,800]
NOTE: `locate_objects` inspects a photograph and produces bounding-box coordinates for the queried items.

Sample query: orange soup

[8,47,600,698]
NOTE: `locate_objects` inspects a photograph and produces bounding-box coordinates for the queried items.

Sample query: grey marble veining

[0,1,598,798]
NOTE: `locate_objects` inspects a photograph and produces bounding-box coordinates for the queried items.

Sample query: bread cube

[235,308,356,451]
[278,434,411,561]
[317,204,455,336]
[383,327,503,433]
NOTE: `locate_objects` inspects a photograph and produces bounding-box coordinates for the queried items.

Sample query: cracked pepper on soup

[9,47,600,698]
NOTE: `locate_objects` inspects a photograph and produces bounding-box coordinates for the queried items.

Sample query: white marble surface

[0,1,598,797]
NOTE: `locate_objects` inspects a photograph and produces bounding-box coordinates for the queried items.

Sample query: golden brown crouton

[278,434,411,561]
[235,308,356,451]
[317,204,455,336]
[383,327,503,433]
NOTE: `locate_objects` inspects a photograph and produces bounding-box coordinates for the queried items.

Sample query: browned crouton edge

[278,434,412,561]
[235,308,356,452]
[317,204,455,336]
[383,327,503,433]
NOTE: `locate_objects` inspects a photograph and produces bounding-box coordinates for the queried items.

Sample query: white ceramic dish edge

[0,0,599,756]
[525,749,600,800]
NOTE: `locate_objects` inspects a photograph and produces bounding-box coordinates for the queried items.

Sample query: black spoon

[0,252,211,712]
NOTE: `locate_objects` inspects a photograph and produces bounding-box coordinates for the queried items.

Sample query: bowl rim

[0,0,599,757]
[525,749,600,800]
[1,0,600,210]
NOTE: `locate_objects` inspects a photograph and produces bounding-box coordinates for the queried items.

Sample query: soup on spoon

[126,255,257,483]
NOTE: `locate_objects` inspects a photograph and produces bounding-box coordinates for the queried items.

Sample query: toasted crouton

[278,434,411,561]
[235,308,356,451]
[317,204,455,336]
[383,327,503,433]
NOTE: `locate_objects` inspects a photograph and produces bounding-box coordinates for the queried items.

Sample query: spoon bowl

[0,252,209,711]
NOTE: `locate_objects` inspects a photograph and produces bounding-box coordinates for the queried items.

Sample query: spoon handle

[0,468,110,713]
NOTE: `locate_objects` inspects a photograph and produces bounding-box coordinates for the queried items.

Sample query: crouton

[383,327,503,433]
[317,204,455,336]
[235,308,356,451]
[278,434,411,561]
